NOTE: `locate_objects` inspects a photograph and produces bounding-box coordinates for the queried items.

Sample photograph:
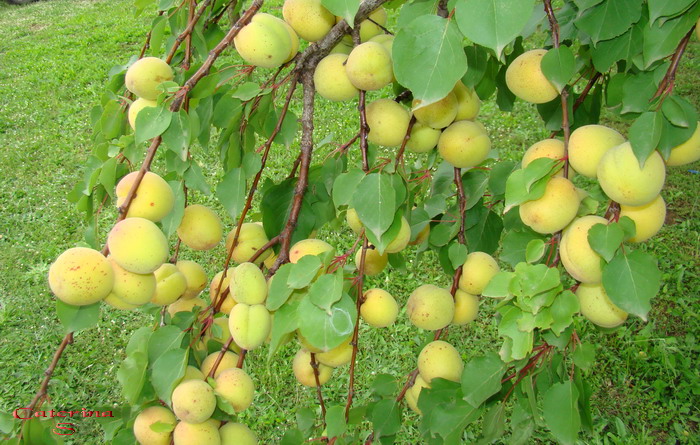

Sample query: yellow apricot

[133,406,176,445]
[125,57,174,100]
[292,349,333,386]
[452,81,481,120]
[409,223,430,246]
[521,139,568,176]
[200,351,239,378]
[406,374,430,415]
[128,98,157,130]
[104,292,140,310]
[366,99,411,147]
[229,303,271,350]
[406,284,455,330]
[316,336,353,367]
[413,93,459,129]
[209,268,234,307]
[346,42,394,91]
[505,49,558,104]
[559,215,607,284]
[48,247,113,306]
[597,142,666,206]
[452,290,479,325]
[360,288,398,328]
[220,422,258,445]
[418,340,464,383]
[368,33,394,56]
[177,204,223,251]
[234,14,293,69]
[152,263,187,305]
[173,419,221,445]
[385,217,411,253]
[109,257,156,305]
[167,296,206,317]
[282,0,335,42]
[576,283,627,328]
[171,379,216,423]
[437,120,491,168]
[619,194,666,243]
[215,368,254,412]
[355,246,388,276]
[406,122,441,153]
[289,238,335,263]
[182,365,205,381]
[458,251,499,295]
[314,54,358,101]
[176,260,208,299]
[116,171,174,223]
[346,208,363,234]
[358,7,387,42]
[200,316,241,354]
[108,217,169,274]
[226,223,272,265]
[519,176,580,234]
[229,262,267,304]
[568,125,625,178]
[667,123,700,166]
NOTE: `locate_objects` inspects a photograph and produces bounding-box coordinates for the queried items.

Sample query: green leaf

[498,306,534,361]
[482,402,506,442]
[573,342,596,371]
[602,249,661,321]
[591,23,644,72]
[462,45,490,88]
[298,293,356,351]
[151,348,187,404]
[117,349,148,405]
[587,222,625,262]
[649,0,695,24]
[541,46,575,93]
[148,325,185,364]
[288,256,323,289]
[504,158,558,212]
[514,263,560,297]
[542,381,581,445]
[99,157,118,199]
[325,405,348,438]
[461,352,505,407]
[160,181,185,237]
[322,0,359,27]
[216,167,246,219]
[161,109,191,157]
[371,374,399,397]
[393,15,467,106]
[268,298,300,356]
[135,105,172,145]
[642,3,700,68]
[351,173,396,242]
[465,207,503,255]
[308,272,344,312]
[621,72,657,115]
[549,290,580,335]
[100,99,125,140]
[462,169,489,209]
[483,271,515,299]
[629,111,664,168]
[372,399,401,438]
[398,0,439,28]
[661,95,697,128]
[280,428,304,445]
[183,161,211,195]
[448,243,468,270]
[267,263,296,311]
[455,0,536,58]
[56,301,100,333]
[525,239,545,263]
[574,0,642,44]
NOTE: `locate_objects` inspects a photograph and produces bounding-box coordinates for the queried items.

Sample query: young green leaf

[541,46,576,93]
[602,249,661,321]
[56,301,101,333]
[587,222,625,262]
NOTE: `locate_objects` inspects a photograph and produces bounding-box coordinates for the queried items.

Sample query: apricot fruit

[406,284,455,330]
[48,247,114,306]
[559,215,607,284]
[619,194,666,243]
[125,57,174,100]
[133,406,176,445]
[360,288,398,328]
[568,125,625,178]
[576,283,628,328]
[171,379,216,423]
[177,204,223,251]
[366,99,411,147]
[597,142,666,206]
[437,120,491,168]
[418,340,464,383]
[108,217,169,274]
[292,349,333,386]
[459,251,499,295]
[519,176,580,234]
[229,303,271,350]
[505,49,558,104]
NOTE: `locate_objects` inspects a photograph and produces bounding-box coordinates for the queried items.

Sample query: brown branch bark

[345,236,368,420]
[310,353,327,422]
[652,27,695,103]
[24,333,74,412]
[166,0,213,65]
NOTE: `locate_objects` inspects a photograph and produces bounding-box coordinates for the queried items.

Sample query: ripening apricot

[568,125,625,178]
[293,348,333,386]
[176,260,207,299]
[346,42,394,91]
[200,351,239,378]
[125,57,174,100]
[346,208,363,234]
[360,288,398,328]
[406,284,455,330]
[385,217,411,253]
[133,406,176,445]
[177,204,223,251]
[406,122,441,153]
[173,419,221,445]
[104,292,140,310]
[597,142,666,206]
[458,251,499,295]
[409,223,430,246]
[167,296,206,317]
[215,368,254,412]
[282,0,335,42]
[108,217,169,274]
[316,336,353,367]
[255,13,299,60]
[519,176,580,234]
[226,223,272,265]
[559,215,607,284]
[576,283,628,328]
[368,33,394,56]
[505,49,558,104]
[355,246,388,276]
[366,99,411,147]
[418,340,464,383]
[229,262,267,304]
[171,379,216,423]
[667,123,700,166]
[521,139,568,176]
[229,303,271,350]
[452,290,479,325]
[128,98,157,130]
[330,35,353,55]
[358,7,387,42]
[48,247,114,306]
[452,81,481,120]
[437,120,491,168]
[182,365,205,381]
[413,93,459,129]
[405,374,430,415]
[109,257,156,305]
[220,422,258,445]
[209,268,235,307]
[314,54,358,101]
[619,194,666,243]
[199,316,241,354]
[234,14,295,69]
[289,239,334,263]
[116,171,174,223]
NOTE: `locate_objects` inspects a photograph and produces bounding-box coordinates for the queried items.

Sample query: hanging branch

[344,236,368,420]
[652,27,695,103]
[394,116,416,169]
[206,338,236,379]
[166,0,213,65]
[311,353,328,424]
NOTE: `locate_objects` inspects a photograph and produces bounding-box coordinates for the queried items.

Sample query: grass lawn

[0,0,698,443]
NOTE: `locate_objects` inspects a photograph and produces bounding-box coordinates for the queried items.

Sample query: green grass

[0,0,699,444]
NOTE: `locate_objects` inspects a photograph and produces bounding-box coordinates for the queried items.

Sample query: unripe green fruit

[289,238,334,263]
[219,422,258,445]
[230,262,267,304]
[173,419,221,445]
[215,368,254,412]
[437,120,491,168]
[200,351,239,378]
[505,49,558,104]
[330,35,353,54]
[48,247,114,306]
[597,142,666,206]
[385,217,411,253]
[576,283,628,328]
[358,7,387,42]
[452,81,480,120]
[293,349,333,386]
[519,176,580,234]
[133,406,176,445]
[458,251,499,295]
[254,13,299,61]
[234,14,294,69]
[314,54,358,101]
[667,123,700,166]
[125,57,174,100]
[151,263,187,306]
[355,247,388,276]
[406,284,455,330]
[108,217,169,274]
[171,379,216,424]
[109,257,156,305]
[413,93,458,129]
[282,0,335,42]
[568,125,625,178]
[167,296,206,317]
[116,171,175,223]
[406,122,441,153]
[229,303,271,350]
[452,290,479,325]
[418,340,464,383]
[128,98,157,130]
[226,223,272,265]
[360,288,398,328]
[619,195,666,243]
[521,139,568,177]
[366,99,411,147]
[177,204,223,251]
[559,215,607,284]
[345,42,393,91]
[176,260,208,299]
[316,336,353,367]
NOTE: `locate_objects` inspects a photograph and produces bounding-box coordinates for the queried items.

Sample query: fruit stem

[310,353,328,424]
[652,27,695,105]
